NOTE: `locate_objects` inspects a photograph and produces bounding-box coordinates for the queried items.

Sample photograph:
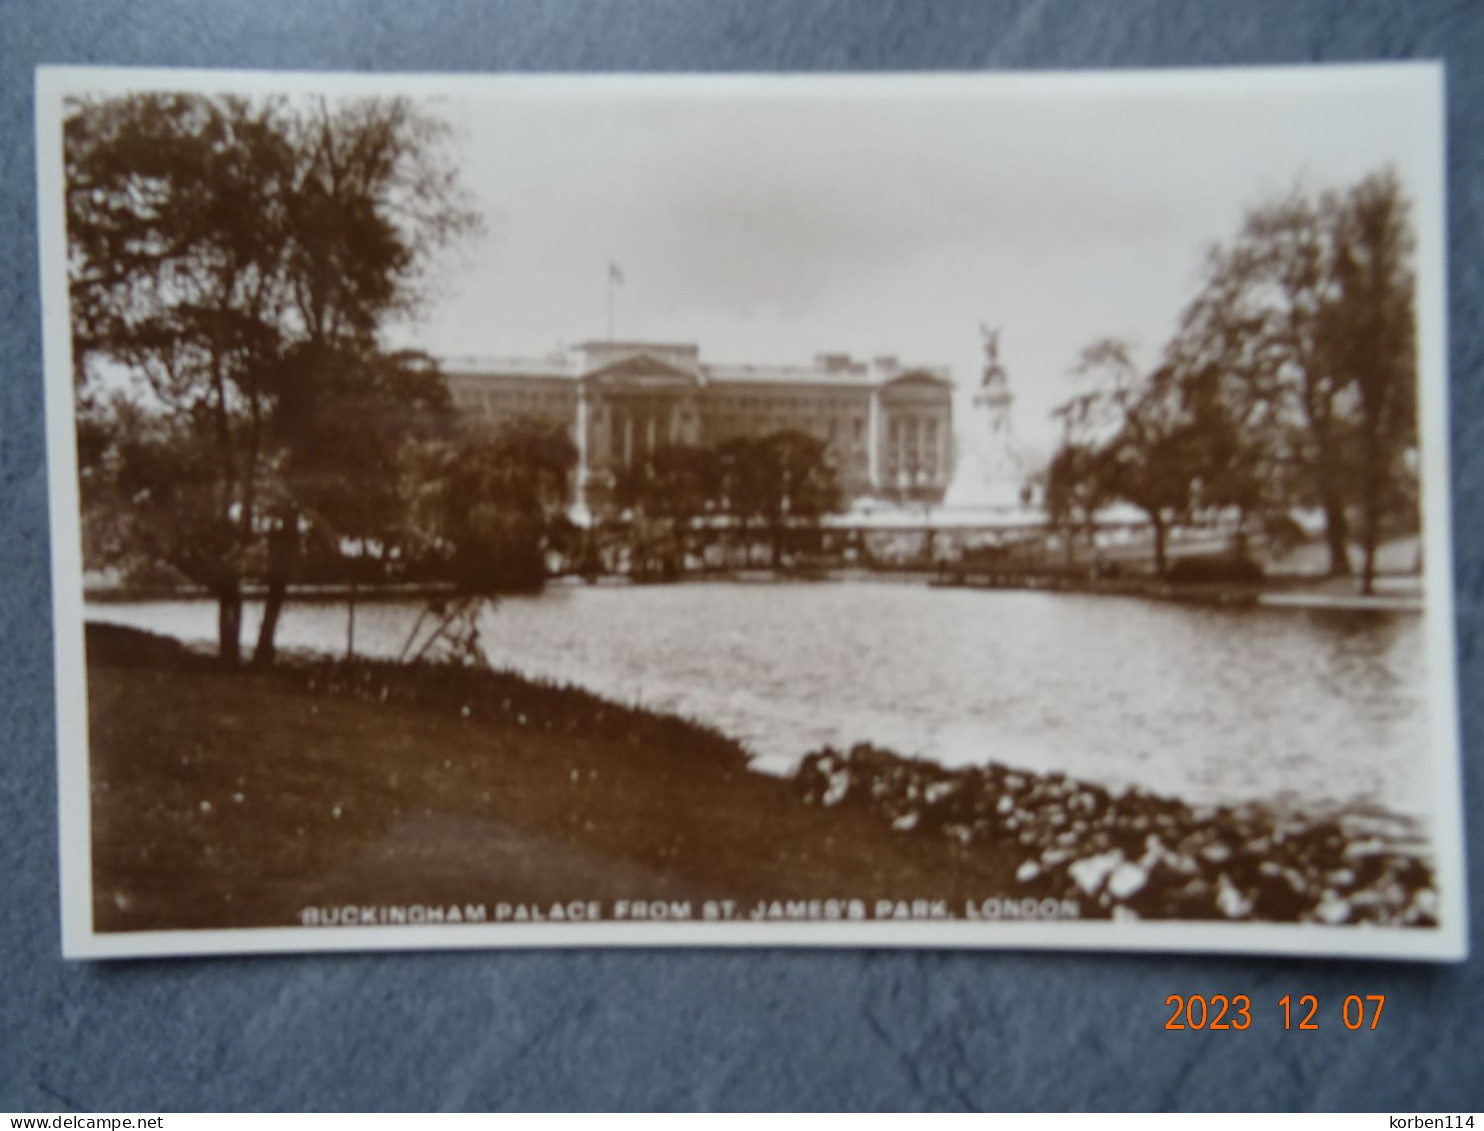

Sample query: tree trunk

[1150,514,1168,577]
[1359,511,1380,597]
[1319,489,1352,577]
[217,587,242,666]
[1357,440,1387,596]
[253,515,297,667]
[254,578,288,666]
[345,578,358,661]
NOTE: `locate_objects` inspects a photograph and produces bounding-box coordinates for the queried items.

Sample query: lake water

[86,581,1431,818]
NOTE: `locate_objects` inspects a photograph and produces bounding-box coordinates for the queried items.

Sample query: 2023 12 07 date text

[1164,994,1388,1031]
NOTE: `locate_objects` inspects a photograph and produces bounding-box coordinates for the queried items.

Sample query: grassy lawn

[86,638,1025,933]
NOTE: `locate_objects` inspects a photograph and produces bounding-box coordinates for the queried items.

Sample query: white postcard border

[35,63,1469,963]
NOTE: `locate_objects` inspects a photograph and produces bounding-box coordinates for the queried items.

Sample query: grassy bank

[85,624,1436,934]
[86,626,1033,932]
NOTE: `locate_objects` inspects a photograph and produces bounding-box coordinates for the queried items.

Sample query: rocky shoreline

[791,744,1438,926]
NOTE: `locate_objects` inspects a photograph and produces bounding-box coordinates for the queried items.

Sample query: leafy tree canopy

[67,91,481,661]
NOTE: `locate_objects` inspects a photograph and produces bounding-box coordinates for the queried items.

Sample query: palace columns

[868,386,882,491]
[574,383,590,514]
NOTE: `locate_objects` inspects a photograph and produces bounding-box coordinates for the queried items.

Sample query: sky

[391,69,1440,500]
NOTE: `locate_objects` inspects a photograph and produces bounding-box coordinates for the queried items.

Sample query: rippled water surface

[88,582,1431,816]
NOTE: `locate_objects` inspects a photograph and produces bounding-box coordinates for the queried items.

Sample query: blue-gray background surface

[1,0,1480,1112]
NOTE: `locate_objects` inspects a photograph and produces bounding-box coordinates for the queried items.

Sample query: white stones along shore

[792,745,1437,926]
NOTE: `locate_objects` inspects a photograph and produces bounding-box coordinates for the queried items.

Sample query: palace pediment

[881,369,953,402]
[582,354,700,390]
[883,368,952,389]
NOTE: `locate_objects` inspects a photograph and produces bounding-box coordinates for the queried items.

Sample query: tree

[1318,171,1418,594]
[1167,170,1419,583]
[754,430,841,568]
[1170,190,1355,574]
[78,395,248,595]
[1050,342,1200,576]
[1041,442,1106,568]
[1045,347,1127,569]
[613,444,721,578]
[68,94,296,661]
[712,431,841,569]
[261,343,451,663]
[1047,172,1419,586]
[1100,413,1199,578]
[66,91,479,662]
[1164,356,1289,532]
[715,436,768,565]
[411,416,578,593]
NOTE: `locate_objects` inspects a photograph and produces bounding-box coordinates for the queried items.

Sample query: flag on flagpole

[609,262,624,286]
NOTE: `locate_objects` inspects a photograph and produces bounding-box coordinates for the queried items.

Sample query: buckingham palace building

[443,341,955,511]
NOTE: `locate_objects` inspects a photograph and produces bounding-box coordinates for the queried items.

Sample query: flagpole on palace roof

[607,262,624,342]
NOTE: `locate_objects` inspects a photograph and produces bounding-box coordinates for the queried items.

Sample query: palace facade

[443,341,954,510]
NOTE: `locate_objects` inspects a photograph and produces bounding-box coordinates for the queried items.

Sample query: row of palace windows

[452,388,950,458]
[455,387,887,412]
[701,393,870,414]
[888,415,943,448]
[455,385,948,415]
[451,387,574,412]
[596,412,889,468]
[698,414,869,445]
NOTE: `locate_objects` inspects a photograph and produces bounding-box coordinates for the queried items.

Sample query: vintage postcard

[36,64,1465,960]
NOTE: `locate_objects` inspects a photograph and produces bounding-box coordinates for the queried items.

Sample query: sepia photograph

[36,64,1464,960]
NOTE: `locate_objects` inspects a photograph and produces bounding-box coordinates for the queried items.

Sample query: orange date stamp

[1164,993,1387,1031]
